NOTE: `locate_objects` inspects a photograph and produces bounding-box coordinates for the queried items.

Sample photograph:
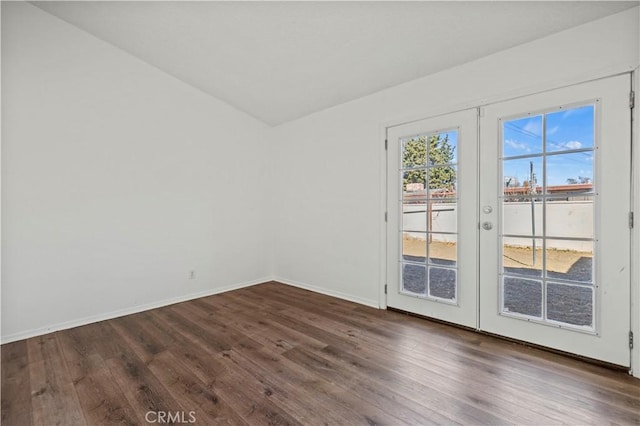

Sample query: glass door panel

[499,104,596,330]
[400,131,459,302]
[387,109,478,328]
[479,75,631,366]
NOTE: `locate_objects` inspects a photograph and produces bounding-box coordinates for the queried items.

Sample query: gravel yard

[402,238,593,327]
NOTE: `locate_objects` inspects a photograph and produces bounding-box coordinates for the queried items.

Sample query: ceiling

[32,1,639,126]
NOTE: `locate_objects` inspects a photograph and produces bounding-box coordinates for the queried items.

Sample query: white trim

[632,67,640,378]
[274,277,380,309]
[0,2,4,349]
[378,123,388,309]
[0,277,272,344]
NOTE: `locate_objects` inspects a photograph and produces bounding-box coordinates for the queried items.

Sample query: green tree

[402,134,456,192]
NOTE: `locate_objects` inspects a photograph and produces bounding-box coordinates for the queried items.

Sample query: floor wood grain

[2,281,639,425]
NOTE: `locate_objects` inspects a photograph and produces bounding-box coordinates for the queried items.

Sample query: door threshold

[386,307,630,374]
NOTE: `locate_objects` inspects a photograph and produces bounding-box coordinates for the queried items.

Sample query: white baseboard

[273,277,380,309]
[0,276,273,344]
[1,276,381,344]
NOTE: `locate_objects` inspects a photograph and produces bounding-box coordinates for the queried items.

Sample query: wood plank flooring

[2,281,639,425]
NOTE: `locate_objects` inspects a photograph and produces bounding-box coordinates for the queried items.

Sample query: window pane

[547,283,593,327]
[502,198,542,237]
[429,131,457,165]
[402,263,426,296]
[402,137,426,168]
[503,157,542,196]
[503,115,543,157]
[546,197,593,239]
[429,192,456,203]
[428,267,456,301]
[403,169,426,193]
[546,240,593,284]
[428,165,457,194]
[545,105,594,153]
[402,202,426,232]
[428,234,457,267]
[545,151,593,191]
[499,103,598,330]
[503,237,543,277]
[429,202,457,234]
[402,232,426,262]
[503,277,542,318]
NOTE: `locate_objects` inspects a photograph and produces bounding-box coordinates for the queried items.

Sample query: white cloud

[505,139,530,152]
[523,120,542,136]
[547,125,559,136]
[564,140,582,149]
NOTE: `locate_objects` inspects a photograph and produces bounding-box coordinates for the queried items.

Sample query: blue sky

[503,105,594,187]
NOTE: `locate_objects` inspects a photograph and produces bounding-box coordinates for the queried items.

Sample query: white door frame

[632,68,639,377]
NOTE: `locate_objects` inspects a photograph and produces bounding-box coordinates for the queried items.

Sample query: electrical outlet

[189,270,195,280]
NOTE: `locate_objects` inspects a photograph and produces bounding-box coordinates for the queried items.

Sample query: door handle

[482,221,493,231]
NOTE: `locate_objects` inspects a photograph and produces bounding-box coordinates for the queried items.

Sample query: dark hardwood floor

[2,281,639,425]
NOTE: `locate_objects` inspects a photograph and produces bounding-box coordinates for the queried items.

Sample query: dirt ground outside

[401,235,594,327]
[402,235,592,274]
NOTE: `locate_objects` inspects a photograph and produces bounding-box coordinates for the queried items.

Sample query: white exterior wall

[404,201,594,251]
[402,203,457,242]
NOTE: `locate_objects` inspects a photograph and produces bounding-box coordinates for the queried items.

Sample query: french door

[386,109,478,328]
[387,75,632,366]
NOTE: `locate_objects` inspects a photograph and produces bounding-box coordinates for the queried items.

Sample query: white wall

[272,9,639,311]
[1,2,271,342]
